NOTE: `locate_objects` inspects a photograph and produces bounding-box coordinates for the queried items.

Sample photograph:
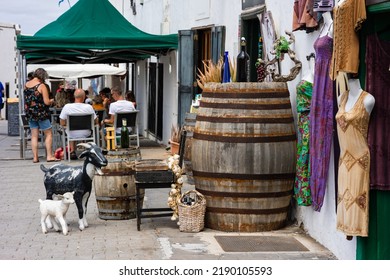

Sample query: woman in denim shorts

[23,68,60,163]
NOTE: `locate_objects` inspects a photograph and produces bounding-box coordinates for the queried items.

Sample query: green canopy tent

[16,0,178,64]
[14,0,178,153]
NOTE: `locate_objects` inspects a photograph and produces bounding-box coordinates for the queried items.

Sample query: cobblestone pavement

[0,119,336,260]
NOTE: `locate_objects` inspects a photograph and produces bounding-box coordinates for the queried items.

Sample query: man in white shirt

[102,86,136,133]
[60,89,98,159]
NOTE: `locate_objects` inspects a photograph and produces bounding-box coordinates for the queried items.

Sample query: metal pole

[17,51,26,158]
[155,56,159,139]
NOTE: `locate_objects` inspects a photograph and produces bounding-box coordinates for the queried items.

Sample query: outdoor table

[134,159,174,231]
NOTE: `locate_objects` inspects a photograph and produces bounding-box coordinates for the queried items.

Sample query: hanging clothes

[365,34,390,191]
[329,0,367,80]
[335,89,371,237]
[309,34,334,211]
[294,80,313,206]
[293,0,319,33]
[357,32,390,260]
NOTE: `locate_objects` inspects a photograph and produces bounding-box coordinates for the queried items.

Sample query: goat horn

[77,143,92,149]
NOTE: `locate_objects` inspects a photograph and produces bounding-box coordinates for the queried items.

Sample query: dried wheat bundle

[196,58,224,89]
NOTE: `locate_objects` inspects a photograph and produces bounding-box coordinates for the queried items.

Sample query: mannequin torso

[342,78,375,114]
[337,0,347,6]
[319,11,333,38]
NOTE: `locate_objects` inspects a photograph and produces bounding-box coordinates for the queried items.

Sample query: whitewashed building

[0,22,21,101]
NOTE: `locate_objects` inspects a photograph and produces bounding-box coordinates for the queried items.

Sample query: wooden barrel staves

[191,82,297,232]
[93,150,144,220]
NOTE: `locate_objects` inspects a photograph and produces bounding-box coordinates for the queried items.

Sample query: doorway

[148,62,164,140]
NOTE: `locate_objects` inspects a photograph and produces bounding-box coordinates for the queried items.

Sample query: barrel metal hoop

[199,101,292,110]
[201,90,289,99]
[98,209,133,214]
[206,206,289,215]
[95,196,136,201]
[196,188,292,198]
[195,115,294,124]
[192,132,297,143]
[192,170,295,180]
[99,170,136,176]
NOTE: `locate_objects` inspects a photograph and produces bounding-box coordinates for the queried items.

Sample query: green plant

[274,36,290,59]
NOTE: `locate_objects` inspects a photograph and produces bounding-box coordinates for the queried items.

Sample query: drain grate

[215,236,309,252]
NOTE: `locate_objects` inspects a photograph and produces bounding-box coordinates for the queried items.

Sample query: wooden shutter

[211,26,226,64]
[178,30,195,126]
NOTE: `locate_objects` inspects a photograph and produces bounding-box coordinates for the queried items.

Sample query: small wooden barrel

[93,156,144,220]
[192,82,297,232]
[106,147,141,162]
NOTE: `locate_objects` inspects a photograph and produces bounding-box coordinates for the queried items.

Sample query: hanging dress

[357,33,390,259]
[309,34,334,211]
[294,80,313,206]
[335,90,370,237]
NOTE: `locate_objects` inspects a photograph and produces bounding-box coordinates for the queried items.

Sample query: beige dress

[335,90,370,237]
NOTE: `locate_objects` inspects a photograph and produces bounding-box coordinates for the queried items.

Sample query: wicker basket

[178,190,206,232]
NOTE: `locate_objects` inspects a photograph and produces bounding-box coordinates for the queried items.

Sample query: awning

[16,0,178,64]
[28,64,127,79]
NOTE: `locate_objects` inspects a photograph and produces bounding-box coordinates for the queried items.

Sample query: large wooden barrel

[191,82,296,232]
[93,149,144,220]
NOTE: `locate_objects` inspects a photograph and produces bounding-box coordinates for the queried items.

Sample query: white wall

[0,23,20,101]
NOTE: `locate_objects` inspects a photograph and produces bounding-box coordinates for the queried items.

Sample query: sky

[0,0,79,35]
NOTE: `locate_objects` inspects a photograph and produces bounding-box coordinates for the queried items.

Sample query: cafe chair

[61,113,98,161]
[114,110,140,148]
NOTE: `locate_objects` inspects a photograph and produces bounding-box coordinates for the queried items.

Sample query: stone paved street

[0,119,336,260]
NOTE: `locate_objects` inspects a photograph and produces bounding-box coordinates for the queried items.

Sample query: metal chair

[61,114,97,161]
[114,110,140,148]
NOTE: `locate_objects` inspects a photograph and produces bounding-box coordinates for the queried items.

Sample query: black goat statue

[40,142,108,231]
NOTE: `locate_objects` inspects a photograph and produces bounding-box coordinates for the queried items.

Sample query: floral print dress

[294,80,313,206]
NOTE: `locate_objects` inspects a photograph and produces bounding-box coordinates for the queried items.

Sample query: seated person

[92,95,104,111]
[125,90,137,108]
[99,87,111,118]
[102,86,136,134]
[59,89,99,159]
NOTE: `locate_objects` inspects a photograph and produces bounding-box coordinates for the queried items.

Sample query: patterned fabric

[294,80,313,206]
[336,91,371,237]
[23,83,50,122]
[309,34,334,211]
[329,0,366,79]
[366,34,390,191]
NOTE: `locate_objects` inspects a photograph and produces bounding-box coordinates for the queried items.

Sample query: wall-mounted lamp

[140,0,144,5]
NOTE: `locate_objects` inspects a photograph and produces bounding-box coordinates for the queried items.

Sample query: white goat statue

[38,191,75,235]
